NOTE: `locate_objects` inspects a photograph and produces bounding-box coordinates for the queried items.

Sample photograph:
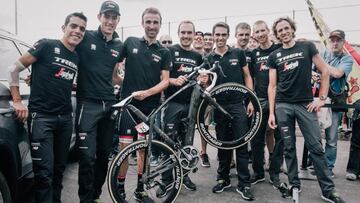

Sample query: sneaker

[156,181,172,198]
[269,179,281,190]
[321,191,345,203]
[250,175,265,185]
[346,172,357,181]
[134,190,154,203]
[212,179,231,193]
[236,186,255,201]
[183,176,196,191]
[201,153,211,167]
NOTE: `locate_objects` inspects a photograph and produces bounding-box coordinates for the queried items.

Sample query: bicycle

[107,61,262,203]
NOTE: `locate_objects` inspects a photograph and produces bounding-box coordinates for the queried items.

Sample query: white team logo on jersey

[276,52,281,57]
[111,49,119,57]
[175,51,179,56]
[91,44,96,50]
[132,48,138,54]
[54,47,60,54]
[256,51,260,56]
[229,58,238,66]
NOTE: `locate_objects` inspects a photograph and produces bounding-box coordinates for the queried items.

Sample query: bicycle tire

[107,140,183,203]
[197,82,262,149]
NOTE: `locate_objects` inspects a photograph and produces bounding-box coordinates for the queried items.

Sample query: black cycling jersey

[28,39,79,114]
[76,27,123,101]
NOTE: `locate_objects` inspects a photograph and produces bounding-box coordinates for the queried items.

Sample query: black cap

[195,31,204,37]
[100,1,120,16]
[329,29,345,40]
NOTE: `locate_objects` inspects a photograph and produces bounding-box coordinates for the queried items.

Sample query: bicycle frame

[114,62,233,181]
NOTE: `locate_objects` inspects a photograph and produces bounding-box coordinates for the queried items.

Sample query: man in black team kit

[249,20,283,187]
[208,22,255,201]
[156,20,203,197]
[267,17,345,203]
[8,12,87,203]
[75,1,123,202]
[116,7,171,203]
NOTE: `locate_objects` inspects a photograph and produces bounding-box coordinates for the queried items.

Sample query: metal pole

[168,21,171,35]
[292,10,295,20]
[224,16,227,23]
[15,0,18,35]
[121,27,124,41]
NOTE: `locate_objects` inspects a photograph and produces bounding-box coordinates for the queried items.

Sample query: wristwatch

[319,95,327,101]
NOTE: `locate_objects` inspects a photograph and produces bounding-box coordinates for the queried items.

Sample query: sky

[1,0,360,45]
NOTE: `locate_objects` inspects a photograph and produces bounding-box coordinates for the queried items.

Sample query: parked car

[0,29,77,203]
[0,29,34,203]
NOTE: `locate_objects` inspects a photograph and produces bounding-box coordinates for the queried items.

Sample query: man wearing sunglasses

[159,34,173,48]
[193,31,205,55]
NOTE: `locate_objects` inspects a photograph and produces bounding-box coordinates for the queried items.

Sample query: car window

[0,37,31,79]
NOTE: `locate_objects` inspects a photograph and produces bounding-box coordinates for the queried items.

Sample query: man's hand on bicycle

[197,73,209,88]
[171,75,188,86]
[247,102,254,117]
[132,90,151,101]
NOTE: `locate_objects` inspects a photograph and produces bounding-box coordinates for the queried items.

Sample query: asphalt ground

[62,129,360,203]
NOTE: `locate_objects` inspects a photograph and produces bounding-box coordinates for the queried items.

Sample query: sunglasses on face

[161,40,172,44]
[194,36,204,41]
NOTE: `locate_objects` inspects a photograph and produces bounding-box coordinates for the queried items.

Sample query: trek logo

[283,61,299,71]
[175,57,196,64]
[111,49,119,57]
[278,52,303,63]
[55,67,75,80]
[152,54,161,62]
[229,58,238,66]
[54,47,60,54]
[256,56,269,62]
[259,63,269,71]
[54,57,77,69]
[178,64,193,73]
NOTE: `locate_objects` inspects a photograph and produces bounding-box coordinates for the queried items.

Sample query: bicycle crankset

[178,145,200,171]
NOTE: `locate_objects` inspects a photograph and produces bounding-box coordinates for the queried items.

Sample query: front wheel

[197,82,262,149]
[107,140,183,203]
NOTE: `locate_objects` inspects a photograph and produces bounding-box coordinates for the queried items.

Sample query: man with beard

[116,7,171,203]
[249,20,283,189]
[268,16,345,203]
[156,20,203,197]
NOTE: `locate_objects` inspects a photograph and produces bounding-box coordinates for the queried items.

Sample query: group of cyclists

[7,0,350,203]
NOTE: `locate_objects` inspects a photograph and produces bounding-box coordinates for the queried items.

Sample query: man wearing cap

[321,29,353,177]
[75,1,123,202]
[193,31,205,55]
